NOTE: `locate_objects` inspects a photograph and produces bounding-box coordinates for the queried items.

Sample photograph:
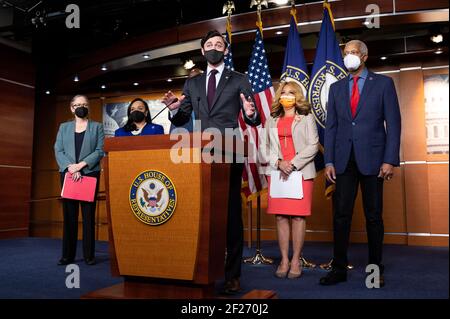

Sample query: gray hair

[70,94,89,106]
[345,40,369,56]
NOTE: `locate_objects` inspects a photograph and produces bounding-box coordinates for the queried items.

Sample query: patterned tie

[207,69,218,110]
[350,76,360,118]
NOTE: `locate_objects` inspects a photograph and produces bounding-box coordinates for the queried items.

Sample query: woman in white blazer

[262,81,319,279]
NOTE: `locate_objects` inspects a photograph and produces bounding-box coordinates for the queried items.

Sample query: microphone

[151,98,178,122]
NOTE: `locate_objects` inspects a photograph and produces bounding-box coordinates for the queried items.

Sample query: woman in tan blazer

[262,81,319,279]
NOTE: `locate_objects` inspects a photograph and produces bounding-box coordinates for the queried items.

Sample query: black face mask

[130,110,146,123]
[74,106,88,118]
[204,49,224,65]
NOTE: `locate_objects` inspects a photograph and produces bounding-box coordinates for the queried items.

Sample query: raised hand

[162,91,185,111]
[240,93,255,117]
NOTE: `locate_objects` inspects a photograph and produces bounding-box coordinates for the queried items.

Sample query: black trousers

[332,151,384,273]
[60,171,100,261]
[224,163,244,281]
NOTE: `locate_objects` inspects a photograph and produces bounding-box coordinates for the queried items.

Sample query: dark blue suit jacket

[114,123,164,137]
[324,71,401,175]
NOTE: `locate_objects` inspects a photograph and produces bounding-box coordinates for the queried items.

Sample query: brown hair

[270,81,311,118]
[200,30,227,49]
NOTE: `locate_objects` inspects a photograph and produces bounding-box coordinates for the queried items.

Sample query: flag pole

[316,0,352,271]
[223,1,256,251]
[244,0,273,265]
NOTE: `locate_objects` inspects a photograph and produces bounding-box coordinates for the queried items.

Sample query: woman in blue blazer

[54,95,104,266]
[114,98,165,136]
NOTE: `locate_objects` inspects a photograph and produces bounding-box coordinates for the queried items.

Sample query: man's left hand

[378,163,394,180]
[240,93,255,117]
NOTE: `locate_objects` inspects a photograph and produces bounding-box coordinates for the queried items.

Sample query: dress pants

[224,163,244,281]
[60,171,100,261]
[332,150,384,273]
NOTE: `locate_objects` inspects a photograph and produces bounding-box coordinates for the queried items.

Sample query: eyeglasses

[72,103,89,108]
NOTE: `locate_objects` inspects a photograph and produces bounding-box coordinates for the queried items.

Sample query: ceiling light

[431,34,443,44]
[143,54,150,59]
[167,78,173,82]
[101,65,108,71]
[276,31,283,35]
[73,75,79,82]
[183,60,195,70]
[434,48,443,55]
[380,56,387,60]
[45,90,50,95]
[101,85,106,89]
[133,82,139,86]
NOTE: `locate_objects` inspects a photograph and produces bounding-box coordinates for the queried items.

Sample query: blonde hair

[271,81,311,118]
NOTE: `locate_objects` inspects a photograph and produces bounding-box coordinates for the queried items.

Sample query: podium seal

[129,170,177,226]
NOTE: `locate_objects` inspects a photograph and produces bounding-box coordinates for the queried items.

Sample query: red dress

[267,116,314,216]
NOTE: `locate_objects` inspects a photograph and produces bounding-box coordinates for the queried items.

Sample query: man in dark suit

[321,40,401,287]
[162,30,261,294]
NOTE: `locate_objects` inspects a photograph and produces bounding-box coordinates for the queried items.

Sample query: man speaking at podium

[162,30,261,294]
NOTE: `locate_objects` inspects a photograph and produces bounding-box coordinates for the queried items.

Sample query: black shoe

[85,258,96,266]
[319,269,347,286]
[57,258,74,266]
[221,278,242,295]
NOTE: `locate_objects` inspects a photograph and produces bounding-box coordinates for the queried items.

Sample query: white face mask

[344,54,362,72]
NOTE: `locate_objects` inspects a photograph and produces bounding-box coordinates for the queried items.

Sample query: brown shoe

[275,263,289,278]
[221,278,242,295]
[287,261,302,279]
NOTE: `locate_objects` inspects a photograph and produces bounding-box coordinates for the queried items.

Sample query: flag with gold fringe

[280,6,310,94]
[307,1,348,198]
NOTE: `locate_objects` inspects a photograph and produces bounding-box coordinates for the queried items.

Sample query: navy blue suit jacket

[324,71,401,175]
[114,123,164,137]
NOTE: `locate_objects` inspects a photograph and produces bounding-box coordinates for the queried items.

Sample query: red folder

[61,172,97,202]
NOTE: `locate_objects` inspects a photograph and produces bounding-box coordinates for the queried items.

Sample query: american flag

[241,28,275,196]
[247,28,274,125]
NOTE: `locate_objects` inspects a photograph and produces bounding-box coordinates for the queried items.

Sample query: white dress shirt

[170,63,225,117]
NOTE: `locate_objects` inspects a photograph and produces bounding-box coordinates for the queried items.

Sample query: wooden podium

[84,133,244,299]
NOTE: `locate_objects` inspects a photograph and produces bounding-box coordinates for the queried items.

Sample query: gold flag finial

[323,0,336,30]
[222,1,235,16]
[223,1,235,44]
[250,0,268,35]
[290,0,298,25]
